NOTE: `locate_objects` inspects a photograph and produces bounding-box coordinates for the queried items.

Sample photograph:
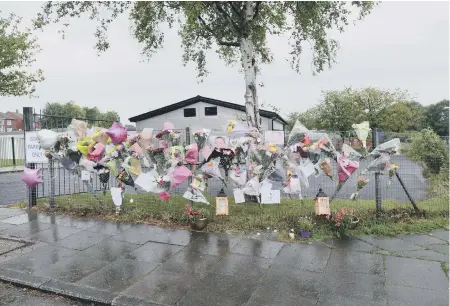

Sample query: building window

[183,108,196,117]
[205,106,217,116]
[6,120,11,126]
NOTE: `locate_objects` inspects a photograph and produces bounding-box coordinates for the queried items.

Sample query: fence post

[185,127,193,208]
[23,107,37,208]
[372,127,382,213]
[11,137,16,167]
[48,156,55,209]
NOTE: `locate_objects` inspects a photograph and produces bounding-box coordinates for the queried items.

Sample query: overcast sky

[0,1,448,124]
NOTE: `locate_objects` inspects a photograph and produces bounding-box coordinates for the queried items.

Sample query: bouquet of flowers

[364,153,391,174]
[193,129,211,149]
[286,120,309,147]
[182,205,206,223]
[325,208,358,237]
[387,163,398,189]
[219,149,235,180]
[350,176,369,200]
[148,148,170,174]
[319,158,333,180]
[370,138,400,156]
[118,170,136,190]
[352,121,371,149]
[98,168,110,195]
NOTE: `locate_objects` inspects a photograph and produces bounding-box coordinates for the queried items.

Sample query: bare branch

[213,2,241,33]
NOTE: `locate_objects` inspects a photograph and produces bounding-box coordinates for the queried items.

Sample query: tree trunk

[240,1,261,131]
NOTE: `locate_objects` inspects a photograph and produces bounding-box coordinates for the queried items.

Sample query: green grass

[0,159,24,168]
[13,193,449,242]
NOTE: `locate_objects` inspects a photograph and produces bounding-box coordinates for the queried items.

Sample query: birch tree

[34,1,375,131]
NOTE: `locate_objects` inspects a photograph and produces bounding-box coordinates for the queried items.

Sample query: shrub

[406,129,449,175]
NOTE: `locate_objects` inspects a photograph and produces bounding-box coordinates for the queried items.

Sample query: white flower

[288,233,295,239]
[273,229,278,233]
[129,198,134,203]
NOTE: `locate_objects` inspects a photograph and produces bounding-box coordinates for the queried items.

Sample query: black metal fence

[9,107,447,217]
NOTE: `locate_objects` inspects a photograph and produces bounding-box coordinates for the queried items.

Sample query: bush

[406,129,449,175]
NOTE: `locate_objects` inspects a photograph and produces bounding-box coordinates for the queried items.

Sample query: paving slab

[385,256,448,290]
[317,295,386,306]
[177,274,260,306]
[112,295,166,306]
[156,250,221,279]
[230,238,285,259]
[357,236,425,252]
[121,269,198,305]
[430,229,449,243]
[321,237,379,253]
[0,238,25,255]
[40,279,117,305]
[387,284,448,306]
[28,225,83,243]
[321,269,387,304]
[327,249,384,275]
[0,241,49,264]
[0,212,39,224]
[426,243,449,255]
[38,215,101,229]
[0,267,51,288]
[209,253,272,279]
[76,258,158,292]
[124,241,184,263]
[1,220,53,239]
[0,245,78,274]
[245,265,321,306]
[272,242,331,273]
[397,249,449,262]
[397,234,448,247]
[34,254,110,283]
[111,224,164,245]
[0,222,18,232]
[184,232,241,257]
[0,208,26,220]
[78,239,140,262]
[85,221,133,235]
[55,231,111,251]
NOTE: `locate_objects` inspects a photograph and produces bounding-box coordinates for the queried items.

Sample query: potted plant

[297,216,314,238]
[183,204,208,231]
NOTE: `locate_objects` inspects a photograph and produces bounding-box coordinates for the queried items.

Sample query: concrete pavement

[0,207,448,306]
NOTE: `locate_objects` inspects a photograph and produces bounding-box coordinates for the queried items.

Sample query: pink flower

[159,192,171,200]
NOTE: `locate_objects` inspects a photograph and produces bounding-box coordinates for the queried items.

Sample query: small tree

[0,12,44,97]
[425,99,449,136]
[407,128,449,176]
[34,1,375,131]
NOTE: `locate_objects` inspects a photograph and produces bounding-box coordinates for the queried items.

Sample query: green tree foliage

[34,1,375,130]
[378,101,425,132]
[40,102,120,129]
[425,99,449,136]
[406,128,449,175]
[0,12,44,97]
[285,107,321,131]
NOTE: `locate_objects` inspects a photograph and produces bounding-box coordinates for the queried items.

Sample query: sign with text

[25,132,47,163]
[25,130,77,163]
[261,190,280,204]
[264,131,285,146]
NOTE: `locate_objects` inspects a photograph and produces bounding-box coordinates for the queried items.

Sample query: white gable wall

[135,101,278,132]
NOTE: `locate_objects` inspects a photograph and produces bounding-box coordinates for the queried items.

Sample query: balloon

[21,167,43,188]
[88,143,105,161]
[106,122,128,145]
[37,129,58,150]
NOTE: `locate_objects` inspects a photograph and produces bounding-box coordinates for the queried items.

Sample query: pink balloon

[88,143,105,161]
[106,122,128,145]
[21,167,43,189]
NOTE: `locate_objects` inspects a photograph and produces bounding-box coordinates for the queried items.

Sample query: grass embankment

[12,193,449,241]
[0,159,24,168]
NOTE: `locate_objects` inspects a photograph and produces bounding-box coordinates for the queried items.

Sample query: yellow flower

[391,164,399,169]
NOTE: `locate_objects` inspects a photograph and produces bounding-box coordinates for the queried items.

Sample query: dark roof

[129,95,287,124]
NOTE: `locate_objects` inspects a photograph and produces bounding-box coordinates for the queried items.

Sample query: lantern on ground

[216,188,229,216]
[315,188,330,215]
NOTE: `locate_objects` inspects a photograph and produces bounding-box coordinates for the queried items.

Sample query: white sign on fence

[264,131,285,145]
[25,132,47,163]
[25,130,77,163]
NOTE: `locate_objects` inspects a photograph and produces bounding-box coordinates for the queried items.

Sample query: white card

[81,170,91,181]
[261,190,280,204]
[233,188,245,204]
[301,160,315,178]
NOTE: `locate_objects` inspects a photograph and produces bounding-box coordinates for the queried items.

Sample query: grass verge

[0,159,24,168]
[12,193,449,242]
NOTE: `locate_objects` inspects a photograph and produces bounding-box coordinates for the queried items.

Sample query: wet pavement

[0,207,448,306]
